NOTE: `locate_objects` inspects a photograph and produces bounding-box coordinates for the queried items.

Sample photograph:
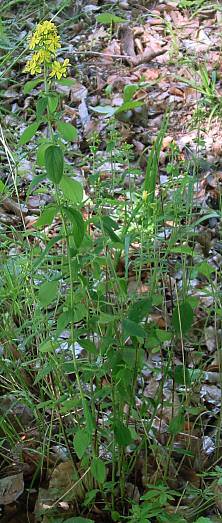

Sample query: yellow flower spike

[142,190,148,202]
[49,59,70,80]
[28,20,61,53]
[24,21,69,79]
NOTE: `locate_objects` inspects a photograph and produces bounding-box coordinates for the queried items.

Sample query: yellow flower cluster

[49,59,70,80]
[24,21,70,80]
[29,20,61,53]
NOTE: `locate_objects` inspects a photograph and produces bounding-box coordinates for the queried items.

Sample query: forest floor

[1,1,222,522]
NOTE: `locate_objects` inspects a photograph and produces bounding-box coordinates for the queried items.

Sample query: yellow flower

[24,49,52,74]
[24,53,42,75]
[36,49,51,63]
[142,190,148,202]
[24,21,70,80]
[49,59,70,80]
[29,20,61,53]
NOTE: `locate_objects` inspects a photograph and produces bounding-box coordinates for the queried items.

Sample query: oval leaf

[35,206,57,228]
[90,105,116,117]
[48,94,59,113]
[113,421,132,446]
[78,339,97,355]
[45,145,64,184]
[128,298,152,323]
[57,121,78,142]
[38,280,58,307]
[115,100,144,114]
[91,457,106,484]
[60,176,83,204]
[23,78,43,95]
[64,207,85,248]
[37,143,51,167]
[19,121,40,146]
[122,319,146,338]
[36,96,48,119]
[96,13,126,24]
[73,429,90,459]
[172,301,194,335]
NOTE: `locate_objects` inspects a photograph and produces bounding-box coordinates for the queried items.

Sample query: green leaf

[90,105,116,117]
[83,489,99,507]
[73,303,87,322]
[197,261,215,279]
[91,457,106,484]
[113,420,132,446]
[143,114,169,211]
[48,94,59,113]
[60,176,83,204]
[172,301,194,335]
[128,298,152,322]
[121,347,143,369]
[115,100,144,114]
[56,310,73,334]
[156,329,172,342]
[56,78,76,87]
[111,512,122,522]
[78,339,97,355]
[36,96,48,119]
[56,121,78,142]
[102,215,121,242]
[83,400,95,433]
[19,121,40,146]
[122,319,146,338]
[73,429,90,459]
[102,215,119,230]
[38,280,58,307]
[96,13,126,24]
[0,180,5,193]
[60,398,79,414]
[45,145,64,184]
[64,207,85,248]
[33,234,62,270]
[36,143,51,167]
[123,84,139,103]
[170,246,194,255]
[34,362,54,385]
[23,78,43,95]
[169,410,184,435]
[39,340,56,353]
[174,365,191,386]
[35,205,57,228]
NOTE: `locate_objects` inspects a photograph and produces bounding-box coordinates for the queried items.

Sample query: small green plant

[179,65,221,123]
[1,10,221,523]
[96,12,126,37]
[179,0,209,10]
[127,483,181,523]
[164,19,180,62]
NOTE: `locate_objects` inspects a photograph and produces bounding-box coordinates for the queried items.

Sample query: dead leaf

[35,460,94,520]
[101,40,121,64]
[79,99,90,128]
[142,68,160,81]
[204,326,217,353]
[0,473,24,505]
[71,82,88,103]
[118,26,136,63]
[168,86,184,97]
